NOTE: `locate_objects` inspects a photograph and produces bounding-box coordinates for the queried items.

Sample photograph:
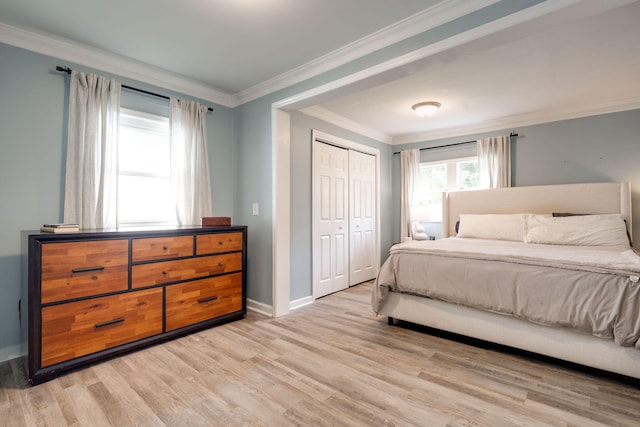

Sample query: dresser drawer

[196,232,243,255]
[41,288,163,367]
[41,240,129,304]
[131,235,194,262]
[165,273,243,331]
[131,252,242,288]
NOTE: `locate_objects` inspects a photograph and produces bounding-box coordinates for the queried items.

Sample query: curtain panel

[400,149,420,241]
[63,71,121,228]
[170,98,213,225]
[477,135,511,189]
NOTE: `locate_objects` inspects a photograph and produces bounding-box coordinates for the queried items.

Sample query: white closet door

[313,141,349,298]
[349,150,376,286]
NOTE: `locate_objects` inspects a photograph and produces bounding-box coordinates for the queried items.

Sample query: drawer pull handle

[218,263,225,268]
[95,318,125,328]
[72,266,105,273]
[198,296,218,304]
[163,246,169,251]
[162,271,169,275]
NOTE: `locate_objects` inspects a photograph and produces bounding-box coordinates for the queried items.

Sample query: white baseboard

[247,299,273,317]
[290,296,314,311]
[0,344,24,363]
[247,296,315,318]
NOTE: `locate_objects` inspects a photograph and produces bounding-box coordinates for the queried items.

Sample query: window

[413,156,479,221]
[118,108,177,227]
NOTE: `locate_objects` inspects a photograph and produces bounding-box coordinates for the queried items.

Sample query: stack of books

[40,223,80,233]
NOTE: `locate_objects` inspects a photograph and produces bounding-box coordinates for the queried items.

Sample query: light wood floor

[2,282,639,426]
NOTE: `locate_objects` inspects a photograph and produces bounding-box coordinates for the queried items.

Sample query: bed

[373,182,640,380]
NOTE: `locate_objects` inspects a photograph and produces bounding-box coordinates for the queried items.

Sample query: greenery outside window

[413,156,479,221]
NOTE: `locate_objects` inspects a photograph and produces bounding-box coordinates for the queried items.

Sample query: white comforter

[390,238,640,275]
[372,238,640,348]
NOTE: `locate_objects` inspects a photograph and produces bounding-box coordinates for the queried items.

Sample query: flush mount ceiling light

[412,101,441,117]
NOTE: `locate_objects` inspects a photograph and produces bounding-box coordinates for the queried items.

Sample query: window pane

[421,164,447,191]
[415,164,447,221]
[416,156,478,222]
[457,160,479,189]
[118,108,175,226]
[417,164,446,203]
[118,175,175,223]
[119,109,170,177]
[119,127,170,176]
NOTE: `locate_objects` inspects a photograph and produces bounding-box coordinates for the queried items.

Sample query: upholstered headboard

[443,182,632,238]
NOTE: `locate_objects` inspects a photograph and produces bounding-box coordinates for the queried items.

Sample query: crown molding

[391,99,640,145]
[275,1,590,112]
[300,106,392,144]
[0,0,600,113]
[0,22,236,108]
[299,98,640,147]
[0,0,498,109]
[234,0,500,106]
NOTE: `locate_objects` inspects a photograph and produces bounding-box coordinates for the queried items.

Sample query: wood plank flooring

[2,282,639,426]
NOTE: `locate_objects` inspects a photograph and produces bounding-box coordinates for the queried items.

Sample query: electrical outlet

[252,202,259,216]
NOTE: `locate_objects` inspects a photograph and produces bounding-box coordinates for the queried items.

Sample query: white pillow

[457,214,528,242]
[525,214,630,247]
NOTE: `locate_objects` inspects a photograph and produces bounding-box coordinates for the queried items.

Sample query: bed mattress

[372,238,640,348]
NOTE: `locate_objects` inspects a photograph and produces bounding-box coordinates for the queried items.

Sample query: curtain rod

[55,66,213,112]
[393,132,518,155]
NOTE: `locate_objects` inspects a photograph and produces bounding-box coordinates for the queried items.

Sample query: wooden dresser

[21,226,247,384]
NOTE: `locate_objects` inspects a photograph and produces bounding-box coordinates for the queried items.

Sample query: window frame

[117,107,177,228]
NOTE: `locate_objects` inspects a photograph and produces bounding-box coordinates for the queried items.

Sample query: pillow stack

[457,213,630,247]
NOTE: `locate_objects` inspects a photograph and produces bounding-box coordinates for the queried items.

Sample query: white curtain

[63,71,121,228]
[170,98,213,225]
[400,149,420,241]
[477,135,511,189]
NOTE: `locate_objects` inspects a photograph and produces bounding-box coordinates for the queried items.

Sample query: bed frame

[379,182,640,380]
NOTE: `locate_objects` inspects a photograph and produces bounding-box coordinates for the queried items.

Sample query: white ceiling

[314,0,640,143]
[1,0,639,144]
[0,0,437,93]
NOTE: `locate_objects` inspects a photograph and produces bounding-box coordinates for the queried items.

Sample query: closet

[312,133,379,299]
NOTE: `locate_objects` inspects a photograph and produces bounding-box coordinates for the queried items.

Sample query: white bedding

[372,238,640,348]
[389,237,640,275]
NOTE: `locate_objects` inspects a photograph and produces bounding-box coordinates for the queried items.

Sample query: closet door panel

[313,141,349,298]
[349,150,376,286]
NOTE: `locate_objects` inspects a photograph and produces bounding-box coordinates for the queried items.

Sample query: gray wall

[289,111,393,301]
[392,109,640,245]
[0,43,235,360]
[232,97,274,305]
[515,110,640,245]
